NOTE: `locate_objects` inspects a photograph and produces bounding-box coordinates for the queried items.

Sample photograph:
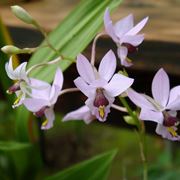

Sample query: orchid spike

[128,68,180,141]
[5,57,50,107]
[104,8,148,67]
[63,105,95,124]
[74,50,134,122]
[23,68,64,130]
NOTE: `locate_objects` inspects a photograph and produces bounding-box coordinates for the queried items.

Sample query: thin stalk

[119,96,148,180]
[91,32,107,66]
[111,104,128,113]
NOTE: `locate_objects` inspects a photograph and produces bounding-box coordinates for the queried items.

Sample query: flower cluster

[3,7,180,141]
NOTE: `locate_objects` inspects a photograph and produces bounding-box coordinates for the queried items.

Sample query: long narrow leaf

[46,149,117,180]
[28,0,123,82]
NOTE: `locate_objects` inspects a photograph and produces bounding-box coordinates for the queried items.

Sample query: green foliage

[28,0,123,82]
[0,141,31,151]
[46,150,117,180]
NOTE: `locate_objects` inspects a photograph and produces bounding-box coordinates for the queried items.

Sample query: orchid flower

[104,8,148,67]
[5,57,50,107]
[63,105,95,124]
[128,68,180,141]
[23,68,63,129]
[74,50,134,122]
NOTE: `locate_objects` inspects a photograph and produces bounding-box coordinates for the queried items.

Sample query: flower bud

[11,5,35,25]
[1,45,20,55]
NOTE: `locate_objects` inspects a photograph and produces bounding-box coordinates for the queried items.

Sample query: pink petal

[63,106,95,124]
[41,107,55,130]
[117,46,133,67]
[126,17,149,36]
[23,98,49,112]
[114,14,134,38]
[98,50,116,81]
[104,74,134,97]
[127,88,156,110]
[49,85,60,105]
[76,54,95,84]
[103,8,118,43]
[121,34,144,46]
[74,77,91,97]
[139,108,164,124]
[152,68,170,107]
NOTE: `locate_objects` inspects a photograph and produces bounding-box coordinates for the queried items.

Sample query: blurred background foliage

[0,0,180,179]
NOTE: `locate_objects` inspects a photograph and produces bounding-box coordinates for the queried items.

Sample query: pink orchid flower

[63,105,95,124]
[23,68,63,130]
[5,57,50,107]
[128,68,180,141]
[104,8,148,67]
[74,50,134,122]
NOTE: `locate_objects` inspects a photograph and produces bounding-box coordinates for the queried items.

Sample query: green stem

[119,96,148,180]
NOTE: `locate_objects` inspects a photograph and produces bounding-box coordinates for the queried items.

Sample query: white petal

[152,68,170,107]
[76,54,95,84]
[103,8,119,43]
[74,77,91,97]
[117,46,132,67]
[126,17,149,36]
[139,108,164,124]
[127,88,156,110]
[114,14,134,38]
[63,106,95,124]
[52,68,63,90]
[168,85,180,103]
[23,98,49,112]
[98,50,116,81]
[5,57,16,80]
[30,78,51,99]
[104,74,134,97]
[121,35,144,46]
[41,107,55,130]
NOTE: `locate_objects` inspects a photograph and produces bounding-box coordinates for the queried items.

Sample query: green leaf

[0,141,31,151]
[28,0,123,82]
[15,106,31,142]
[46,149,117,180]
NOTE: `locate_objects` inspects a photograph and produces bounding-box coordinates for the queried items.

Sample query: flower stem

[59,88,79,96]
[119,96,148,180]
[91,32,107,66]
[111,104,128,113]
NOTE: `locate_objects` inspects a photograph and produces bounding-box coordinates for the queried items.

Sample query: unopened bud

[11,5,35,25]
[1,45,37,55]
[1,45,20,55]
